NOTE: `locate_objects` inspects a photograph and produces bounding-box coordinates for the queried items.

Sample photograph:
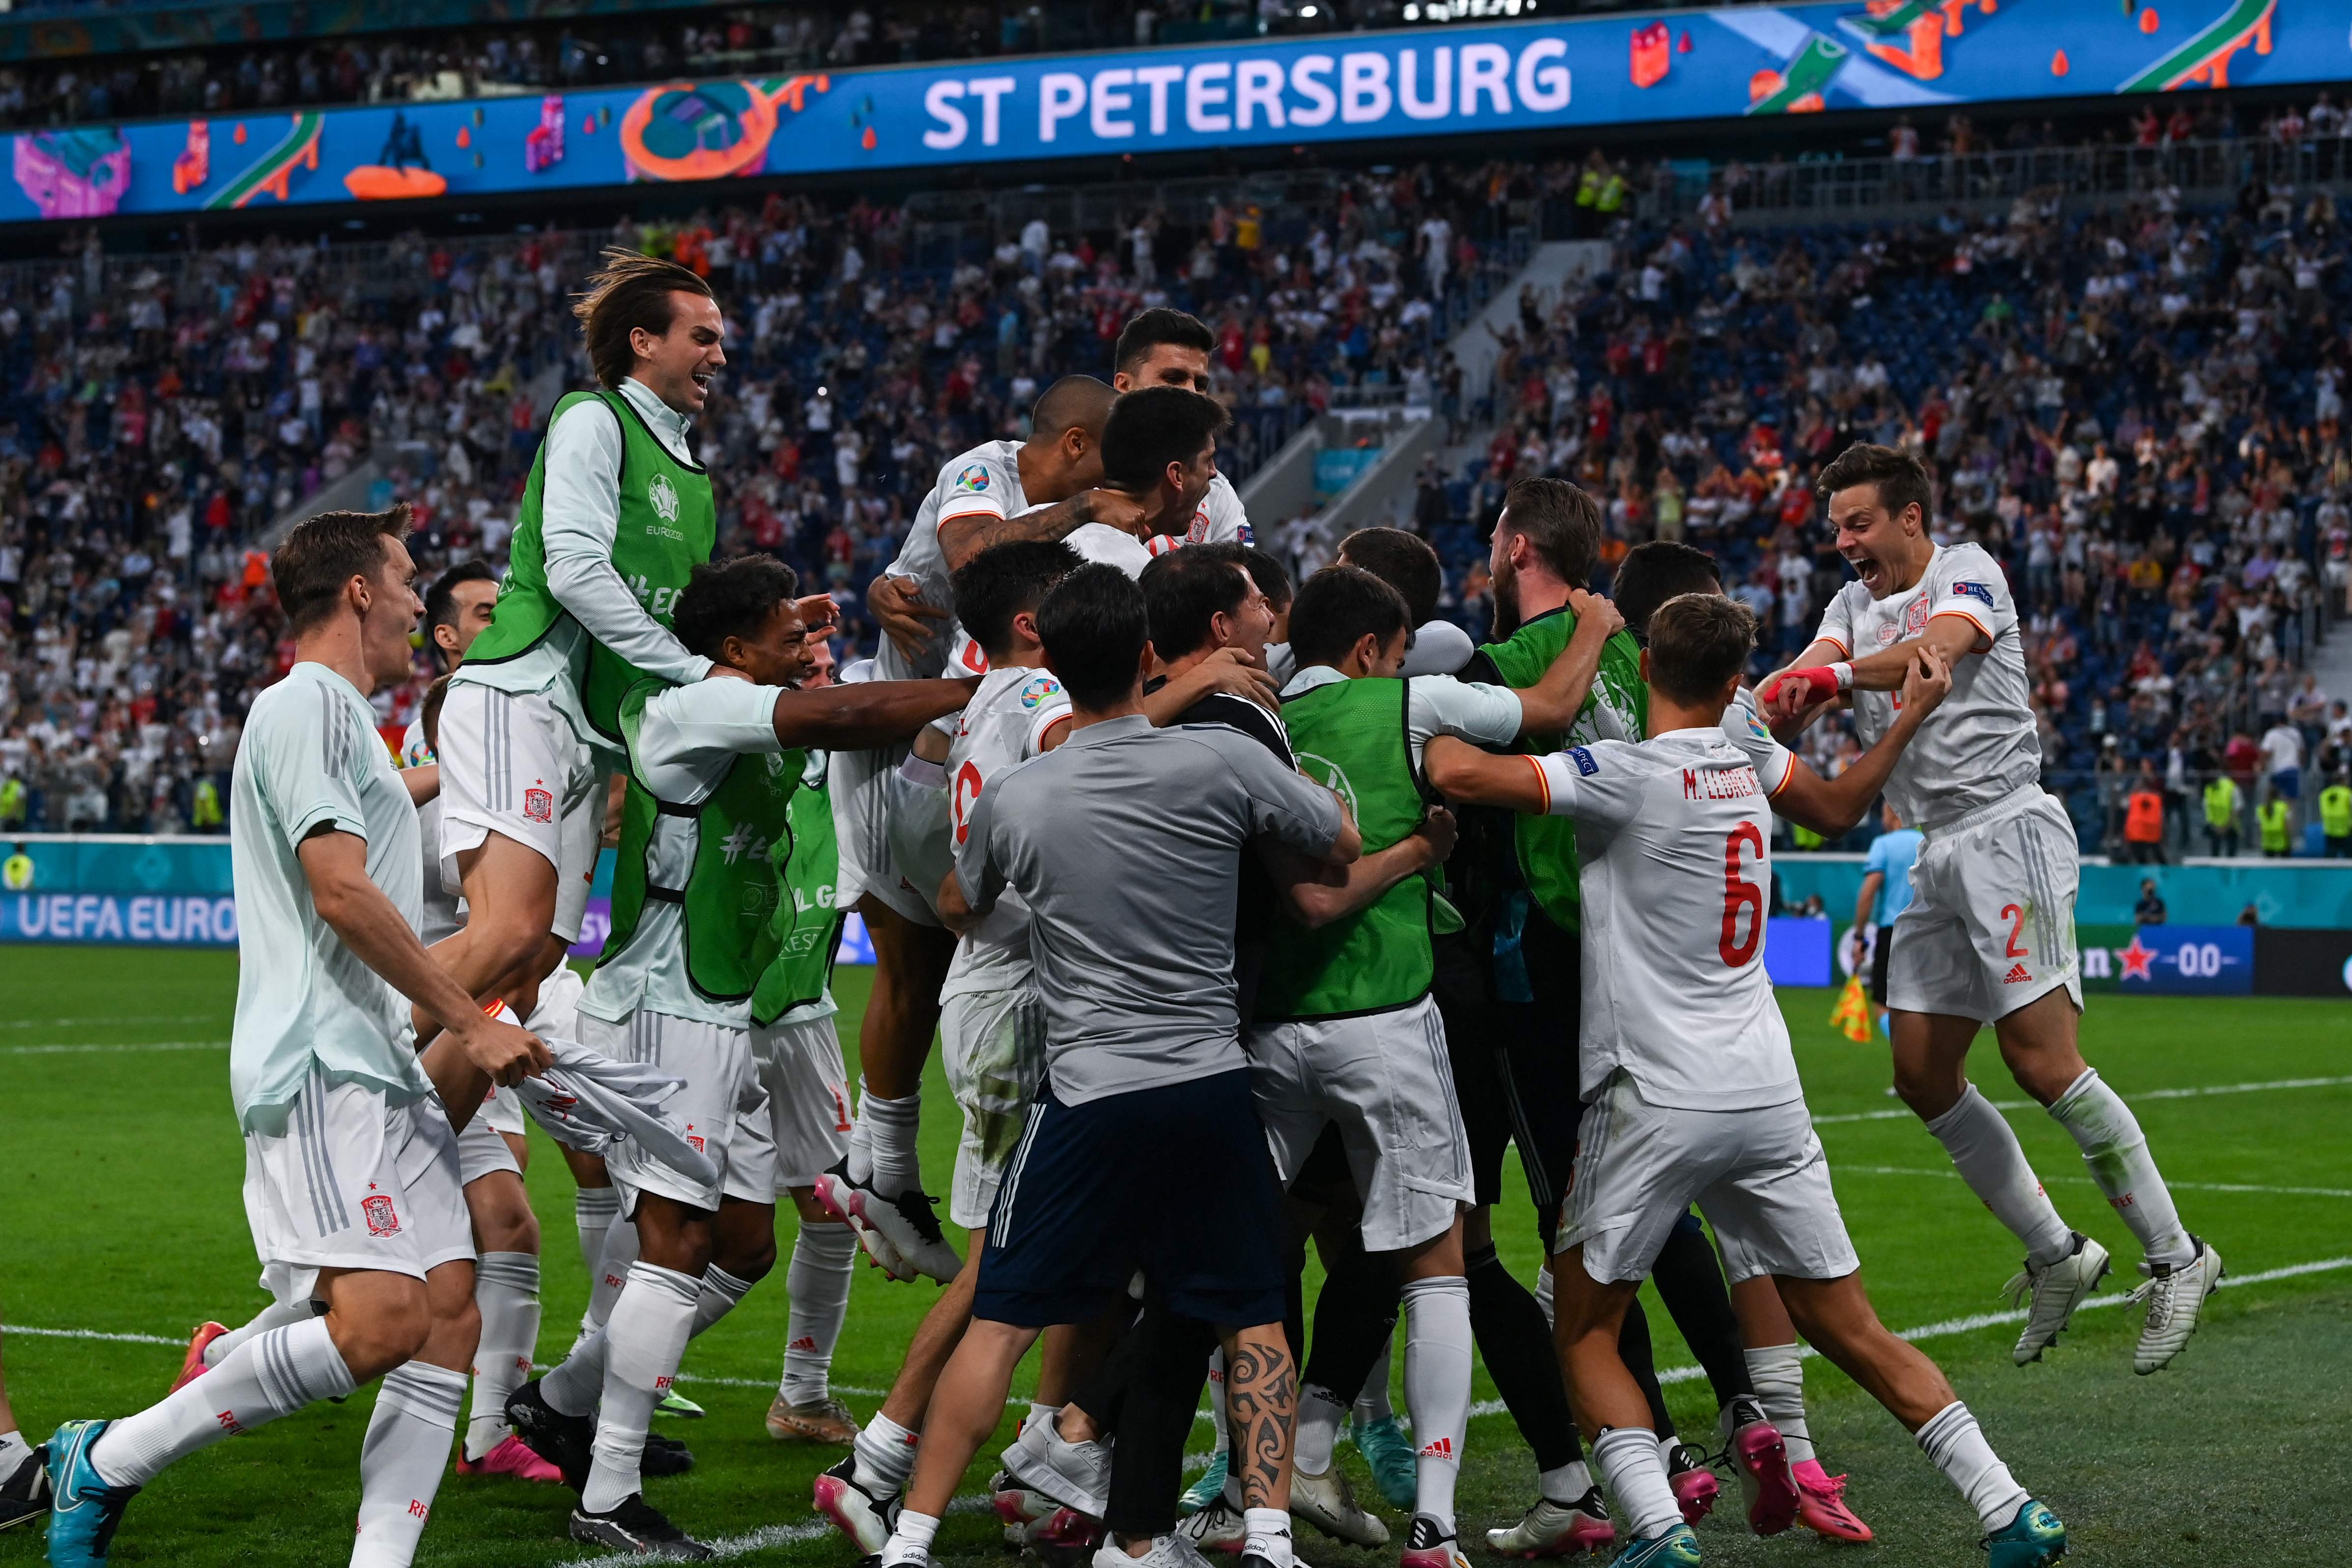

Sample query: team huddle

[32,255,2224,1568]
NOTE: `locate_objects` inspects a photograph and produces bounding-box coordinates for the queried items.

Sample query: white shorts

[831,740,941,927]
[456,1095,523,1186]
[1247,995,1473,1254]
[940,983,1048,1230]
[437,682,602,943]
[243,1070,475,1308]
[580,1008,777,1212]
[751,1011,854,1191]
[1560,1071,1859,1287]
[1888,789,2083,1025]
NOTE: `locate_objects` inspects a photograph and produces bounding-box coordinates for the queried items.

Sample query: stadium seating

[0,101,2346,856]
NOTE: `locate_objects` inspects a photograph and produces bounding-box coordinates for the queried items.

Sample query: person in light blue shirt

[1855,801,1923,1020]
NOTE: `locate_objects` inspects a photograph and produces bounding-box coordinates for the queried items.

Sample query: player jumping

[1762,444,2221,1374]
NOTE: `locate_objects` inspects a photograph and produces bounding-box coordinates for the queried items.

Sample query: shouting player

[1427,591,2067,1568]
[1762,444,2221,1373]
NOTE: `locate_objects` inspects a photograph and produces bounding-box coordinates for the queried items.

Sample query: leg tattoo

[1223,1331,1298,1512]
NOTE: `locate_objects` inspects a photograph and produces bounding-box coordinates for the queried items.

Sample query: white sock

[692,1264,757,1338]
[1742,1344,1814,1465]
[1915,1401,2029,1533]
[1294,1382,1345,1475]
[882,1508,940,1567]
[465,1252,541,1460]
[1924,1085,2075,1266]
[1206,1348,1230,1460]
[2047,1068,2194,1267]
[1353,1331,1396,1424]
[863,1090,924,1198]
[1401,1275,1472,1534]
[574,1188,620,1294]
[1540,1459,1595,1505]
[0,1431,30,1471]
[202,1299,314,1369]
[542,1327,606,1420]
[582,1263,700,1514]
[92,1317,356,1487]
[1535,1263,1555,1329]
[352,1361,465,1567]
[1593,1426,1682,1541]
[782,1222,858,1407]
[1244,1505,1295,1568]
[845,1076,876,1186]
[1028,1401,1060,1433]
[855,1411,921,1492]
[587,1216,642,1331]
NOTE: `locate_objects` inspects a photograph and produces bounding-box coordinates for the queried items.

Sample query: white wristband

[896,755,948,789]
[1830,661,1854,692]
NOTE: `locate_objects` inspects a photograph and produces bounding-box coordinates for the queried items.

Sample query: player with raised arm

[46,508,549,1568]
[499,557,974,1557]
[750,630,868,1449]
[1424,592,2066,1568]
[823,380,1274,1287]
[1760,444,2220,1374]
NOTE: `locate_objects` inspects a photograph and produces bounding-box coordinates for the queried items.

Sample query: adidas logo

[2003,963,2032,984]
[1417,1436,1455,1460]
[789,1335,818,1351]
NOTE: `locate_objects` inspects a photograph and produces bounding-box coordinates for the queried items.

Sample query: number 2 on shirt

[1721,821,1764,967]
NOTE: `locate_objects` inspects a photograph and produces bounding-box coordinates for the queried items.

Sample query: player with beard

[1760,443,2219,1374]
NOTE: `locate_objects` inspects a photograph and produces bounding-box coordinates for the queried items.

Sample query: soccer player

[751,630,866,1448]
[1334,527,1476,678]
[433,248,740,1053]
[1248,562,1619,1568]
[816,541,1089,1550]
[1609,536,1905,1545]
[1762,443,2221,1373]
[1425,591,2067,1568]
[879,564,1359,1568]
[502,557,975,1555]
[1446,484,1756,1543]
[46,506,548,1568]
[412,560,563,1480]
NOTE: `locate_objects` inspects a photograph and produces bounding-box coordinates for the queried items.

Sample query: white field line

[1811,1073,2352,1125]
[0,1039,227,1056]
[0,1013,221,1030]
[1838,1164,2352,1201]
[14,1260,2350,1562]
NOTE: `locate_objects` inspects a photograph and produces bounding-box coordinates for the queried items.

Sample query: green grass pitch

[2,948,2348,1566]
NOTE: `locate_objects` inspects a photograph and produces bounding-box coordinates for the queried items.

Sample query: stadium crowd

[1,98,2349,852]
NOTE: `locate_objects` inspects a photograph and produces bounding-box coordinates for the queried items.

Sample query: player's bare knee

[333,1289,432,1379]
[1891,1057,1964,1120]
[786,1187,834,1225]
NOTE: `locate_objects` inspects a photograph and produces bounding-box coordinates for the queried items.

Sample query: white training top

[1813,541,2041,828]
[453,377,714,747]
[229,662,434,1134]
[880,439,1030,680]
[940,665,1075,1000]
[1280,665,1525,774]
[579,677,788,1032]
[1528,728,1800,1113]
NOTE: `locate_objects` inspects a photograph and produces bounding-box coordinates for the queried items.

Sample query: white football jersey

[880,439,1029,680]
[1529,728,1801,1112]
[941,665,1074,997]
[1718,685,1799,785]
[1814,542,2040,827]
[940,520,1156,678]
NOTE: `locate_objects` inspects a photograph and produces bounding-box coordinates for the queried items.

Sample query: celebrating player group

[30,252,2217,1568]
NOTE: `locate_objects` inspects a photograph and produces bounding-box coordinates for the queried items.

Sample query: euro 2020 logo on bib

[1296,753,1358,820]
[648,473,681,524]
